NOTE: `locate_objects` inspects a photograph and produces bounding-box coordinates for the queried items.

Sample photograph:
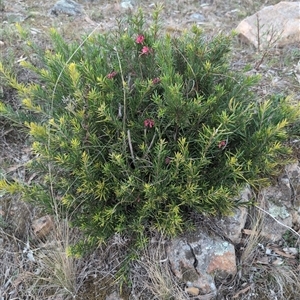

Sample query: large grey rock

[167,230,236,297]
[236,2,300,49]
[51,0,84,16]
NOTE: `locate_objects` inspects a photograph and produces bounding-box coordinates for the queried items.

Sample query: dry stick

[114,46,134,169]
[146,132,157,154]
[254,27,278,71]
[254,205,300,240]
[114,47,127,140]
[127,129,135,165]
[115,47,136,167]
[255,13,266,70]
[255,13,283,70]
[256,13,261,53]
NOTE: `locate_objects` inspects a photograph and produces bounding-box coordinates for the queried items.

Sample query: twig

[114,47,127,137]
[147,132,157,154]
[127,129,135,166]
[256,14,261,53]
[254,13,283,70]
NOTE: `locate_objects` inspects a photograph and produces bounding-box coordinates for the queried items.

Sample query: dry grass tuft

[130,236,189,300]
[31,218,82,299]
[231,205,300,300]
[0,214,82,299]
[0,211,130,299]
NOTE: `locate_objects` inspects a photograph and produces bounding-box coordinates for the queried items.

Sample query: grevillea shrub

[0,7,299,253]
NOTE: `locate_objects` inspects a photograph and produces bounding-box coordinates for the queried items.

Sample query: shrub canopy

[0,7,298,252]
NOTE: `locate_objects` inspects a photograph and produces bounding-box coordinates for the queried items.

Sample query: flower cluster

[107,71,118,79]
[218,140,227,149]
[140,46,152,55]
[135,34,145,44]
[152,77,160,84]
[135,34,152,56]
[144,119,155,128]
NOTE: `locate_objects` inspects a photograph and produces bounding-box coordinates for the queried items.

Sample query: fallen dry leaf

[272,258,284,266]
[255,256,269,264]
[233,284,253,298]
[185,286,200,296]
[282,247,298,256]
[242,229,257,235]
[271,248,296,258]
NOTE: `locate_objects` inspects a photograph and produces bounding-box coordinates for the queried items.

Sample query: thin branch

[145,132,157,157]
[256,13,261,53]
[127,129,135,166]
[114,47,127,137]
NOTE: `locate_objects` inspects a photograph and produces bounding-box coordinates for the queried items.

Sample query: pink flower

[140,46,152,56]
[144,119,155,128]
[135,34,145,44]
[107,71,118,79]
[152,77,160,84]
[218,140,227,149]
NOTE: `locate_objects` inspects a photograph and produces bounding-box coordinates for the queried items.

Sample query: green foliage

[0,7,299,253]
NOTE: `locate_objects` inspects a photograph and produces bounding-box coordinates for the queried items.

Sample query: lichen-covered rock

[259,191,293,241]
[167,230,236,297]
[257,163,300,241]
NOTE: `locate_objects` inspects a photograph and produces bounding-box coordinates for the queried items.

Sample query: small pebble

[189,12,206,22]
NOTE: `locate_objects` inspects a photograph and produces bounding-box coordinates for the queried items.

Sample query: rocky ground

[0,0,300,299]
